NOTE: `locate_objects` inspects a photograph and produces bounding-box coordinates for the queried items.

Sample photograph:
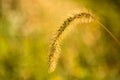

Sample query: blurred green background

[0,0,120,80]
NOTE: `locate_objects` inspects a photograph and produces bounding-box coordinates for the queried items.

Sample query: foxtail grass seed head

[48,12,94,73]
[48,12,120,73]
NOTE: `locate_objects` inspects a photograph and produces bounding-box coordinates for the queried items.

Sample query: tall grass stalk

[48,12,120,73]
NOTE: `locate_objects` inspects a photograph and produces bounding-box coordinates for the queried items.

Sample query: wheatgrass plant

[48,12,120,73]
